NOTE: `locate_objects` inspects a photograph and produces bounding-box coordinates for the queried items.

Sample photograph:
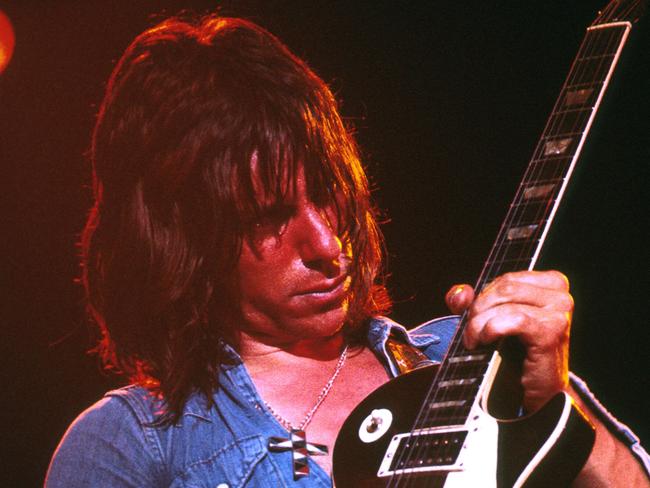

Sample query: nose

[297,204,343,276]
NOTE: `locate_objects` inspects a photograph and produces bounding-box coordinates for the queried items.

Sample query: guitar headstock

[592,0,647,26]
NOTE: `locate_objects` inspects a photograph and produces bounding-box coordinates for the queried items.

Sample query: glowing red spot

[0,10,16,74]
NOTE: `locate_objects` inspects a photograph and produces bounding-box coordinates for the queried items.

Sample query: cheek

[237,251,265,296]
[236,243,293,302]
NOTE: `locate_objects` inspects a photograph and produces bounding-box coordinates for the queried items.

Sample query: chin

[293,306,348,340]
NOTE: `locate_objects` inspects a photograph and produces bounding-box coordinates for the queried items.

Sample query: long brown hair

[82,14,390,420]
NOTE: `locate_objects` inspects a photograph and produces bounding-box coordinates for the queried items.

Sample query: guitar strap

[385,335,436,375]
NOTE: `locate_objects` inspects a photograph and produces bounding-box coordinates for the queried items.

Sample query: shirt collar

[367,316,441,377]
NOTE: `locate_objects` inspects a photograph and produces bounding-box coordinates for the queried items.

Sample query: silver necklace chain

[264,345,349,431]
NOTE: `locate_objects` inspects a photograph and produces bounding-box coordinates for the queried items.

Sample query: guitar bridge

[377,428,468,477]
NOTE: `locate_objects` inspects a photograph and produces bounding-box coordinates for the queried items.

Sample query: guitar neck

[418,18,636,429]
[478,21,633,287]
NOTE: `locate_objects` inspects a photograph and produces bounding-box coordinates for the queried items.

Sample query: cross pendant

[268,429,328,480]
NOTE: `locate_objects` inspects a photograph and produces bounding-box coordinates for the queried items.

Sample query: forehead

[248,151,330,206]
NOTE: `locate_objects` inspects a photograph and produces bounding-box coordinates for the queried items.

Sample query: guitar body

[333,365,595,487]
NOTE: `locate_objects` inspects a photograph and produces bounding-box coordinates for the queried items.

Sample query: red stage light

[0,10,16,74]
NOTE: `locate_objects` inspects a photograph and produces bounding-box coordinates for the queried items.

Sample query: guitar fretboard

[415,21,633,431]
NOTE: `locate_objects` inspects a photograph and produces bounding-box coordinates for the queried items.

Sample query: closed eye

[248,203,296,240]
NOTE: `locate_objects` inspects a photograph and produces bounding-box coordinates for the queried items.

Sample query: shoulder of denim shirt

[45,391,166,487]
[104,384,214,427]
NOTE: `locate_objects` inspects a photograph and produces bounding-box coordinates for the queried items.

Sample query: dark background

[1,1,648,486]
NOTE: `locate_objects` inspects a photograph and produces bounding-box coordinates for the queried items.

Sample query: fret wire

[486,239,537,266]
[551,29,622,154]
[482,183,555,276]
[485,256,539,267]
[541,129,584,138]
[553,106,593,116]
[487,241,540,268]
[555,29,620,132]
[525,161,569,174]
[523,163,569,179]
[510,202,551,224]
[576,52,618,61]
[546,109,592,138]
[568,31,604,86]
[519,176,564,185]
[571,28,623,86]
[529,156,572,163]
[565,81,602,90]
[569,54,612,87]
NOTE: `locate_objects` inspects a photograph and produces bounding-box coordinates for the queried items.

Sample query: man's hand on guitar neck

[445,269,572,413]
[446,270,650,486]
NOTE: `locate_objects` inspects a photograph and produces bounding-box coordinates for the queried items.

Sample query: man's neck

[238,330,346,364]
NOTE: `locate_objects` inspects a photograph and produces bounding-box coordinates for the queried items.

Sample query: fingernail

[449,285,464,303]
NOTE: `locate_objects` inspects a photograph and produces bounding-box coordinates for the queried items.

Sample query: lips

[295,274,349,297]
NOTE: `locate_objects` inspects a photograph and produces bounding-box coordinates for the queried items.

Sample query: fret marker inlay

[439,378,477,388]
[565,88,594,106]
[523,183,556,200]
[428,400,466,410]
[448,354,487,363]
[507,225,538,240]
[544,138,573,155]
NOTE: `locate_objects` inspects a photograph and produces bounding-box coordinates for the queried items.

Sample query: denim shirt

[45,316,649,487]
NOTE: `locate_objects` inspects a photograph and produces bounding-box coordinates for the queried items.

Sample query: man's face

[235,166,351,345]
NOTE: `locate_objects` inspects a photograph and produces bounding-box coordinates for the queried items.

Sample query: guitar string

[390,22,624,486]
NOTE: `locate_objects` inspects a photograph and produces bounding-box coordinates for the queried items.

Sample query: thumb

[445,284,475,314]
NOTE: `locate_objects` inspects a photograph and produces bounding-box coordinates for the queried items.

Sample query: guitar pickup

[377,429,468,477]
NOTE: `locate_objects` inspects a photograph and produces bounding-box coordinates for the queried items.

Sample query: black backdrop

[1,1,648,486]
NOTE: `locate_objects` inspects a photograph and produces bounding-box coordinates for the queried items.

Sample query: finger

[463,303,571,349]
[471,278,574,315]
[487,270,569,291]
[445,284,475,314]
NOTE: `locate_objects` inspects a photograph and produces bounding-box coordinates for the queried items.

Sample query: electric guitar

[332,1,646,486]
